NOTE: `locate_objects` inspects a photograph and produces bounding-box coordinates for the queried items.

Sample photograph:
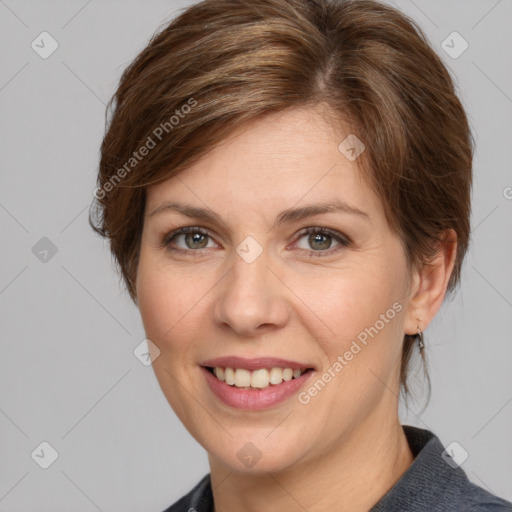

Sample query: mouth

[200,363,316,410]
[202,365,315,389]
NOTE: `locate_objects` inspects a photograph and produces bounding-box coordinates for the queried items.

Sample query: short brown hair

[89,0,473,408]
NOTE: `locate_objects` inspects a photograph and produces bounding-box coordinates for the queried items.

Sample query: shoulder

[160,473,212,512]
[460,480,512,511]
[371,425,512,512]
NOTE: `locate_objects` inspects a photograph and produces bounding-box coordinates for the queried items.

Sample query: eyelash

[159,226,350,258]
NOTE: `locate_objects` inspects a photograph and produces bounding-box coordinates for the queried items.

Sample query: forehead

[145,106,382,221]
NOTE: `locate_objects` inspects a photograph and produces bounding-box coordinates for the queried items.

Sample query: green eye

[160,226,350,257]
[294,227,350,257]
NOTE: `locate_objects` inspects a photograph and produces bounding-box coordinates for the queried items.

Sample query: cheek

[137,274,173,345]
[137,254,183,347]
[136,256,210,426]
[298,260,405,338]
[293,258,407,394]
[136,255,216,360]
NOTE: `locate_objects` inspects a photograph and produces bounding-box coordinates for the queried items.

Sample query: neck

[209,412,415,512]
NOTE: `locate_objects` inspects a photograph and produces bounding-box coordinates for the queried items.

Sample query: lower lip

[201,366,314,410]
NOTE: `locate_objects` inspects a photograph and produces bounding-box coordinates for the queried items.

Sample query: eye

[159,226,350,257]
[160,227,218,254]
[293,227,350,257]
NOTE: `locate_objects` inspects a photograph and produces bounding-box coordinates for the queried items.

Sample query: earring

[417,325,425,352]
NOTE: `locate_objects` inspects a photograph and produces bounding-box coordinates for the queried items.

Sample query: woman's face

[136,106,415,473]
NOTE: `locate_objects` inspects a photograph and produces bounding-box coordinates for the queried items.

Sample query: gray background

[0,0,511,510]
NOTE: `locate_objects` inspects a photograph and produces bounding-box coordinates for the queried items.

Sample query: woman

[89,0,512,510]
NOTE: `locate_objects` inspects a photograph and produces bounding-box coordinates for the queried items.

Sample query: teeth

[269,367,283,385]
[250,369,269,388]
[235,369,251,387]
[214,367,225,381]
[224,367,235,385]
[282,368,293,381]
[212,366,308,389]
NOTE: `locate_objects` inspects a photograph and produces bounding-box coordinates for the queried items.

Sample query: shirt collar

[183,424,472,512]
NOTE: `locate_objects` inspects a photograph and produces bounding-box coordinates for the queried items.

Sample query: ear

[403,229,458,335]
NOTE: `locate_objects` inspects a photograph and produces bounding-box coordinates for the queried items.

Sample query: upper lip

[200,356,315,371]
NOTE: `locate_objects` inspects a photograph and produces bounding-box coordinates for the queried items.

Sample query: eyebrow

[147,200,369,228]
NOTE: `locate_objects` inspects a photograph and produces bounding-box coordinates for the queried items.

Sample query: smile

[207,366,311,389]
[200,365,315,410]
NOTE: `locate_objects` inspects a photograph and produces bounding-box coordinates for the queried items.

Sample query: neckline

[189,425,470,512]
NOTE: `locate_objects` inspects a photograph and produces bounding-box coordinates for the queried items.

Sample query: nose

[213,244,290,337]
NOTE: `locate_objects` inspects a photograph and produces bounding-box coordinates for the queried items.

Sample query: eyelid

[290,227,350,256]
[159,225,351,256]
[293,226,351,246]
[158,226,216,250]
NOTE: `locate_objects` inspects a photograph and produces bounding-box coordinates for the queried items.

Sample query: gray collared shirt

[162,425,512,511]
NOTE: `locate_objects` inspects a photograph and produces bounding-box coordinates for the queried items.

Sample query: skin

[136,105,457,512]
